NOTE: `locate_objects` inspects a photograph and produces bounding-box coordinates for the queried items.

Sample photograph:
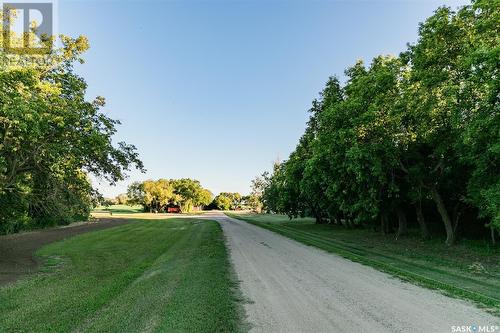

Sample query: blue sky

[59,0,468,197]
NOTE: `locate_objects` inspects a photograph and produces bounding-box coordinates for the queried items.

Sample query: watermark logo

[2,0,54,54]
[452,325,500,333]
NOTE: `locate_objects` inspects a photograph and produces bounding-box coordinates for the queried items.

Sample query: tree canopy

[127,179,213,213]
[211,192,243,211]
[0,25,143,233]
[260,0,499,245]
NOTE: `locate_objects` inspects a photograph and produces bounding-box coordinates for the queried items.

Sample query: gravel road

[208,213,499,333]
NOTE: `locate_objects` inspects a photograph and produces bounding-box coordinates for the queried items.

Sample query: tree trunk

[396,207,408,239]
[381,213,388,235]
[430,187,455,246]
[313,208,325,224]
[329,212,340,225]
[315,216,325,224]
[415,202,430,240]
[453,211,461,236]
[491,227,496,246]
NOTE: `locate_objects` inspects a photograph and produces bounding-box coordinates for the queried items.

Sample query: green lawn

[227,212,500,314]
[92,204,144,214]
[0,218,244,332]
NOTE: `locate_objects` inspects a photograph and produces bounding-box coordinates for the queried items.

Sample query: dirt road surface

[207,213,499,333]
[0,218,132,287]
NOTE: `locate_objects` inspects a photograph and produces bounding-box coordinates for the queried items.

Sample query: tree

[0,27,143,233]
[398,2,499,244]
[247,174,267,212]
[213,194,232,211]
[127,181,145,206]
[172,178,213,211]
[212,192,242,210]
[115,194,128,205]
[454,1,499,239]
[142,179,174,212]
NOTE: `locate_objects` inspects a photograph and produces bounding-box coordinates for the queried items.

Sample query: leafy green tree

[454,1,499,238]
[127,179,212,213]
[172,178,213,211]
[212,192,242,210]
[115,194,128,205]
[142,179,174,212]
[0,31,143,233]
[213,194,232,210]
[246,174,267,212]
[127,181,145,206]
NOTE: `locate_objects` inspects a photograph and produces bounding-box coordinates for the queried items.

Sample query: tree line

[120,179,262,213]
[126,179,212,212]
[259,1,498,245]
[0,25,143,234]
[210,192,260,211]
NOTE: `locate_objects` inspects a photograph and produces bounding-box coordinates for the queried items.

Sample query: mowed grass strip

[92,204,144,214]
[0,218,243,332]
[227,212,500,314]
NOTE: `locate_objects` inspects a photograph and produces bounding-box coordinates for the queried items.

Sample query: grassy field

[92,205,209,218]
[227,212,500,314]
[0,217,244,332]
[92,204,144,214]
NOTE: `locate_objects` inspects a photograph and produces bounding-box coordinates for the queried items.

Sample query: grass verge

[227,212,500,315]
[0,217,245,332]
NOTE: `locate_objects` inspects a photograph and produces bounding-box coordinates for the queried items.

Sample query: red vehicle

[167,206,181,213]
